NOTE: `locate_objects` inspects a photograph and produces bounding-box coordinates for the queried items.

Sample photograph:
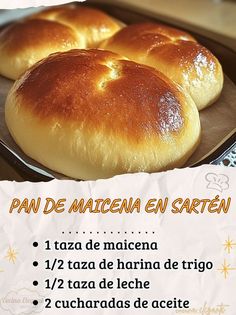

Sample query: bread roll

[0,19,79,80]
[0,5,121,80]
[101,23,223,110]
[5,49,200,180]
[29,5,122,48]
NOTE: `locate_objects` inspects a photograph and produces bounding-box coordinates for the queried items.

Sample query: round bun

[101,23,223,110]
[0,19,79,80]
[5,49,200,180]
[29,5,122,48]
[0,5,121,80]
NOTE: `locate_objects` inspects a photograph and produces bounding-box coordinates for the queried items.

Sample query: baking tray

[0,1,235,181]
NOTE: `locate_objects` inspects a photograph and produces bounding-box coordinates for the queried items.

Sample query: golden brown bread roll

[101,23,223,110]
[5,49,200,180]
[0,19,79,80]
[0,5,121,80]
[29,5,122,48]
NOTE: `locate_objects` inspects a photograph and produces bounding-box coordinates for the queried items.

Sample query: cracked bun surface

[5,49,200,180]
[0,5,121,80]
[101,23,223,110]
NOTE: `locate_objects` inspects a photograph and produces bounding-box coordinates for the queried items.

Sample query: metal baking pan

[0,1,235,181]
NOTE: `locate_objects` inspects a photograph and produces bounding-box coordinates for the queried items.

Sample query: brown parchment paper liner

[0,75,235,179]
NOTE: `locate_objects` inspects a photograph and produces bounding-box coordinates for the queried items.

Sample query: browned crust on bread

[104,22,195,46]
[28,5,121,47]
[0,5,122,79]
[6,49,201,179]
[0,19,78,55]
[14,49,186,140]
[101,23,223,110]
[101,22,219,75]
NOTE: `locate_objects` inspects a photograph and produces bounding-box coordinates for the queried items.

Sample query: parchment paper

[0,75,236,179]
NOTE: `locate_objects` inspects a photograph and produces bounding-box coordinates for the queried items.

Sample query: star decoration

[5,247,18,264]
[223,237,236,254]
[218,260,236,279]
